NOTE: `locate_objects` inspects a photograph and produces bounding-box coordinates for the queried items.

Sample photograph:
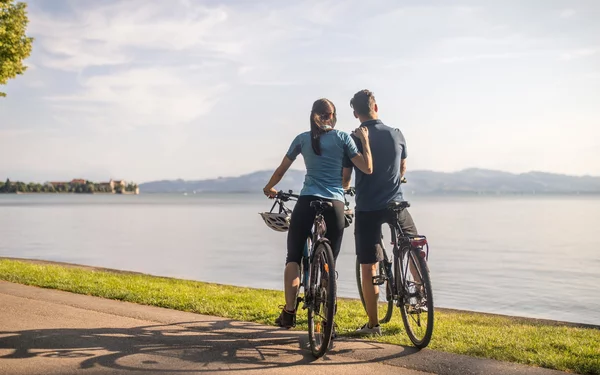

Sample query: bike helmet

[259,212,291,232]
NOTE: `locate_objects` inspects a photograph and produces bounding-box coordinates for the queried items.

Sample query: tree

[15,181,26,192]
[0,0,33,97]
[2,178,12,192]
[86,182,95,194]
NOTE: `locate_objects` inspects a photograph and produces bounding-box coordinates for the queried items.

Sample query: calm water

[1,194,599,325]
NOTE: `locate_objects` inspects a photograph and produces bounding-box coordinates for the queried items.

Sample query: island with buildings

[0,178,139,194]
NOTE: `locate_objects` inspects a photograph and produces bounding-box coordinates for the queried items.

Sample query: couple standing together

[263,89,418,335]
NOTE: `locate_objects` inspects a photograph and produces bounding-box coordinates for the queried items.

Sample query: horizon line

[138,167,600,184]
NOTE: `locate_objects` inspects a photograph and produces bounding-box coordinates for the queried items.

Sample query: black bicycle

[271,190,337,358]
[352,188,434,348]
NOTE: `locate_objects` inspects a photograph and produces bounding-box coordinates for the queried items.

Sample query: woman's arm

[350,127,373,175]
[342,167,353,190]
[263,156,294,197]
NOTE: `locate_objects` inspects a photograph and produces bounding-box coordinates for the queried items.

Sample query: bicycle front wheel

[355,257,394,324]
[307,241,336,358]
[398,248,434,348]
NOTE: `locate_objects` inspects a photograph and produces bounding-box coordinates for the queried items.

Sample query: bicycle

[352,185,434,348]
[263,190,337,358]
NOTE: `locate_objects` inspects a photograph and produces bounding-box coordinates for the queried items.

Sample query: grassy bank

[0,259,598,374]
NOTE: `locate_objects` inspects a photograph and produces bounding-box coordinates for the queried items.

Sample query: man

[342,89,419,335]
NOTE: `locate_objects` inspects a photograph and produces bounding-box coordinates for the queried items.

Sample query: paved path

[0,281,567,375]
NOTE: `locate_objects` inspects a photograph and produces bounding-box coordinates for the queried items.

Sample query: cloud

[439,52,524,64]
[25,0,340,129]
[559,9,577,19]
[560,48,597,61]
[46,67,229,128]
[29,1,235,71]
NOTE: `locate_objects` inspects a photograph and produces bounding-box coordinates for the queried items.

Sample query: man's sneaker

[355,323,382,336]
[275,307,296,328]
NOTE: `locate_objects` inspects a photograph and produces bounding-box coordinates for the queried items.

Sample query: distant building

[71,179,87,185]
[109,179,126,191]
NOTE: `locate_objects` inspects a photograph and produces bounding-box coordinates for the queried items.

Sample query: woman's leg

[284,196,315,312]
[323,199,346,261]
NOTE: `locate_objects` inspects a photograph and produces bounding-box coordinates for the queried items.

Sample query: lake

[1,193,599,325]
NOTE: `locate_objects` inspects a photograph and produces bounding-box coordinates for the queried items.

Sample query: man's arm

[342,167,353,190]
[400,158,407,178]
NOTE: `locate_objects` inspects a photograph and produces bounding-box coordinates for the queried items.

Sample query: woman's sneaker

[355,323,382,336]
[275,307,296,328]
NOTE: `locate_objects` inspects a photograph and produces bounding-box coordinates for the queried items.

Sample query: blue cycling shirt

[286,130,359,202]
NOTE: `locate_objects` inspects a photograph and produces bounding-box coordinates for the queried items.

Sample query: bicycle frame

[272,191,328,311]
[381,214,429,306]
[300,210,327,309]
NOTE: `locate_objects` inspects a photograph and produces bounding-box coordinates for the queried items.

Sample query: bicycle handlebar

[276,190,299,202]
[277,177,407,202]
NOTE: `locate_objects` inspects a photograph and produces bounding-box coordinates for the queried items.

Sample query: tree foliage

[0,179,139,194]
[0,0,33,97]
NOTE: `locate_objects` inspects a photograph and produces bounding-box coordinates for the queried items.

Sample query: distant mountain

[139,168,600,194]
[140,170,306,194]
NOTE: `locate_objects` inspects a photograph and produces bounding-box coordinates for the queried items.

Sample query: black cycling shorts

[355,208,418,265]
[286,195,345,265]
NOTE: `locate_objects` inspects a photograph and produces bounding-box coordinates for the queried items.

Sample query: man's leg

[399,208,418,236]
[355,210,385,332]
[361,263,379,327]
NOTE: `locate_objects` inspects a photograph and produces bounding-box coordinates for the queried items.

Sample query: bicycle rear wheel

[307,241,336,358]
[398,248,434,348]
[355,257,394,324]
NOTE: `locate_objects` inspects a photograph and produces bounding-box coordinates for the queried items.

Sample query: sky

[1,0,599,183]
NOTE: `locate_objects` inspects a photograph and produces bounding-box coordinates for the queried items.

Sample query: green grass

[0,259,598,374]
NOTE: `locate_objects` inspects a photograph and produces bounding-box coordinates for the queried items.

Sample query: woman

[263,98,373,328]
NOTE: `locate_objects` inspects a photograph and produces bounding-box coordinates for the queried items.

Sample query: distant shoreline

[1,192,139,195]
[138,191,600,196]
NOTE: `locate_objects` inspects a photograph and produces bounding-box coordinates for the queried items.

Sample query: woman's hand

[353,126,369,142]
[263,186,277,198]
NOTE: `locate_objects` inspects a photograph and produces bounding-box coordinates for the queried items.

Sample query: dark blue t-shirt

[343,119,407,211]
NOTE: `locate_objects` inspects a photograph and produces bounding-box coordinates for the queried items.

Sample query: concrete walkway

[0,281,567,375]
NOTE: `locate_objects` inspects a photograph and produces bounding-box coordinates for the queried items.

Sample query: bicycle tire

[307,241,336,358]
[355,257,394,324]
[398,249,434,348]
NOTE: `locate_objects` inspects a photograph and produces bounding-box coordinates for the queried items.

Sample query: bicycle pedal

[372,275,386,286]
